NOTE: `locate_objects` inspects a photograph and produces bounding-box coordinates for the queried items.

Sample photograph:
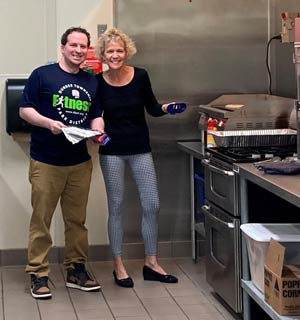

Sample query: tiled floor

[0,257,241,320]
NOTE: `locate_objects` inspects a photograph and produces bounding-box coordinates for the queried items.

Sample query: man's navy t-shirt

[20,63,101,166]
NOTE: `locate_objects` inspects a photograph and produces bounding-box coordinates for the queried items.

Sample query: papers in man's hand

[62,126,102,144]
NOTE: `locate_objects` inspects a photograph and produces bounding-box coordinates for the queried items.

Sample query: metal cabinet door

[202,158,236,214]
[203,202,242,313]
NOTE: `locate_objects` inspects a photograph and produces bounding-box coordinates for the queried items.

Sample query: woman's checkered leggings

[100,152,160,257]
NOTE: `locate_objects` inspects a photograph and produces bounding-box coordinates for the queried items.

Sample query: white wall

[0,0,114,249]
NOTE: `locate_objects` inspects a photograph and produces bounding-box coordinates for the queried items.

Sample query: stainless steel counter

[177,143,300,209]
[236,163,300,208]
[177,141,206,160]
[237,162,300,320]
[178,142,300,318]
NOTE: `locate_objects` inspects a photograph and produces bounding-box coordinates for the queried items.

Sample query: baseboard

[0,240,205,267]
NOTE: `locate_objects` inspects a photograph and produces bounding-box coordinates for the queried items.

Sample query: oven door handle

[202,159,234,176]
[202,205,234,229]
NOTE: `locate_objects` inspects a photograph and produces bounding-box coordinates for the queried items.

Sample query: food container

[240,223,300,293]
[211,129,297,147]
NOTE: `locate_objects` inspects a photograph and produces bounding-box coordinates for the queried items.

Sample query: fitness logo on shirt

[52,83,92,126]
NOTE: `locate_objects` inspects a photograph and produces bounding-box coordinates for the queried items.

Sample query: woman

[95,28,184,288]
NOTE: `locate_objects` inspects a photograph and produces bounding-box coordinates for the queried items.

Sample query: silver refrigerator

[114,0,269,249]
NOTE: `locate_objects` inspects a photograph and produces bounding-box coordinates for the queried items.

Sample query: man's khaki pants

[25,159,92,277]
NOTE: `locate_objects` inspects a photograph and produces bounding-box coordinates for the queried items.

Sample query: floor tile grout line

[131,286,154,320]
[88,262,117,320]
[175,259,229,319]
[170,259,216,320]
[175,259,205,289]
[91,258,205,320]
[32,269,43,320]
[0,259,237,320]
[165,260,194,319]
[58,264,79,320]
[1,271,4,320]
[3,268,43,320]
[164,286,190,320]
[35,295,43,320]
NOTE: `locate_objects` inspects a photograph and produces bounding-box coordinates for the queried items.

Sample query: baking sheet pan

[211,129,297,147]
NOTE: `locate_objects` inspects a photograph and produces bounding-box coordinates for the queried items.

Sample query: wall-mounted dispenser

[6,78,31,135]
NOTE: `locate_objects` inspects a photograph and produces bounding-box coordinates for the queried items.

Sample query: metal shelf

[242,280,300,320]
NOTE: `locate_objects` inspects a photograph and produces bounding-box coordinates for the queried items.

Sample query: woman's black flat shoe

[143,265,178,283]
[113,271,134,288]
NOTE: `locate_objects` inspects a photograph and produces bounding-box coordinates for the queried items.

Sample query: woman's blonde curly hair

[96,27,137,62]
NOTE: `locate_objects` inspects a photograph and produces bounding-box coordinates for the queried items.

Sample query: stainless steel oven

[203,157,236,214]
[197,94,297,314]
[201,146,297,314]
[202,156,242,313]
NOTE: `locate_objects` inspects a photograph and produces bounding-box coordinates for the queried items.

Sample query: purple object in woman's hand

[166,102,187,114]
[95,133,111,146]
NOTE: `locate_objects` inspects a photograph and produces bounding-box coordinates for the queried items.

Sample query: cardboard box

[264,239,300,316]
[241,223,300,293]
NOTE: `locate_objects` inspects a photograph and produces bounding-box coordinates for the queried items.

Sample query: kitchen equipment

[115,0,270,255]
[198,94,295,132]
[211,129,296,148]
[202,154,241,312]
[200,94,297,314]
[208,146,296,163]
[294,17,300,158]
[202,145,296,314]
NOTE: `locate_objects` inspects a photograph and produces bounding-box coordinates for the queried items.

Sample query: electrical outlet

[281,12,300,43]
[97,24,107,37]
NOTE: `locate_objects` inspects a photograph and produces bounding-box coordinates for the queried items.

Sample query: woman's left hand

[162,102,187,114]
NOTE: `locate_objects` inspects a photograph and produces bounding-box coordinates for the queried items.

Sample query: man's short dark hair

[61,27,91,47]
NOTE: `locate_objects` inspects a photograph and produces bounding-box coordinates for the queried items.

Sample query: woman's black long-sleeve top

[96,67,166,155]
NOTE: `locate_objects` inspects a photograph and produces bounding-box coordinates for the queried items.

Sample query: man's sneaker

[30,274,52,299]
[66,263,101,292]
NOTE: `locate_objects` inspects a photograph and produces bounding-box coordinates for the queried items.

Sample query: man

[19,27,104,299]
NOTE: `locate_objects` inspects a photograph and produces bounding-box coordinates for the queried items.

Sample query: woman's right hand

[93,133,111,145]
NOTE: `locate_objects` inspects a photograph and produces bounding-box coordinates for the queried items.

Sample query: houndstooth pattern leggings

[100,153,160,257]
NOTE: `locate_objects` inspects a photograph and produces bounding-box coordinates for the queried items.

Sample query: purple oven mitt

[255,161,300,175]
[167,102,187,115]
